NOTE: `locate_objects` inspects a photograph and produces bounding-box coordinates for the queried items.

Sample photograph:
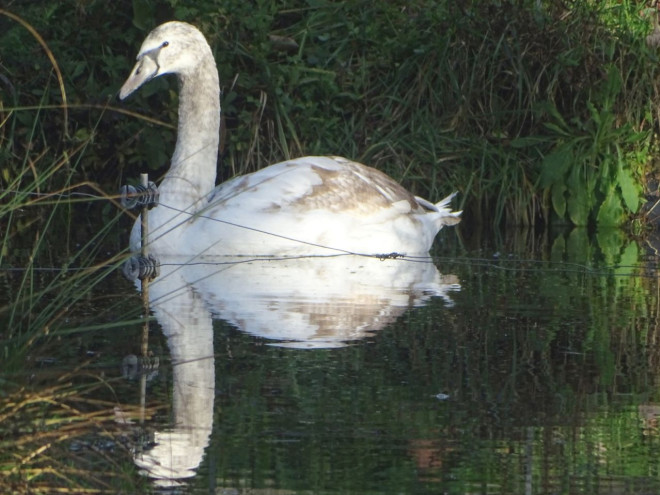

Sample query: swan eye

[161,41,169,48]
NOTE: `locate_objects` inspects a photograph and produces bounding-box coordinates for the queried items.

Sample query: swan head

[119,21,211,100]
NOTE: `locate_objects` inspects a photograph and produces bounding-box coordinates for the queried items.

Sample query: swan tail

[416,192,462,226]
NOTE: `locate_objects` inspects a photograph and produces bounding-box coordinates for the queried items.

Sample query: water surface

[2,227,660,494]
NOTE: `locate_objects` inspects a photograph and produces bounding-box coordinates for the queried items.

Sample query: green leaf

[603,64,622,104]
[617,165,640,213]
[543,122,571,137]
[539,146,572,188]
[567,194,589,225]
[132,0,154,31]
[598,156,611,195]
[509,136,545,148]
[551,182,566,219]
[567,167,589,226]
[596,187,624,226]
[542,102,572,135]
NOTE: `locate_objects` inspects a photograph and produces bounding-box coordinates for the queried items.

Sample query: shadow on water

[4,221,660,493]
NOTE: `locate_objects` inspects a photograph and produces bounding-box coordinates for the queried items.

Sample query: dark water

[3,225,660,494]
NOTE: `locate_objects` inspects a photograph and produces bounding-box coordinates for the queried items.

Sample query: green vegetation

[2,0,659,229]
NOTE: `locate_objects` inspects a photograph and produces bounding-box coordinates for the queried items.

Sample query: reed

[0,94,135,341]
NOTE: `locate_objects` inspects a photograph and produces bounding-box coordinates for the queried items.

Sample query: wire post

[140,174,150,261]
[139,173,150,423]
[119,173,160,425]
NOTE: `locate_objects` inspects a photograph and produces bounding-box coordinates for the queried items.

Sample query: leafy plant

[538,65,648,226]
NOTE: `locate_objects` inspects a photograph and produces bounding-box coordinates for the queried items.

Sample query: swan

[119,21,461,256]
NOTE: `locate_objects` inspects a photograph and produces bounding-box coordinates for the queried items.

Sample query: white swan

[119,21,461,256]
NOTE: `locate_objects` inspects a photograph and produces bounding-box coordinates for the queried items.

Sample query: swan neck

[168,57,220,196]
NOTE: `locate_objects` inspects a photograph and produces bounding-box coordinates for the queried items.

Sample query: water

[3,225,660,494]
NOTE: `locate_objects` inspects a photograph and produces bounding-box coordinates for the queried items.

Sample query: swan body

[120,21,461,256]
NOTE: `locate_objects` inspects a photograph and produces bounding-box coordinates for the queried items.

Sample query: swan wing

[206,156,424,216]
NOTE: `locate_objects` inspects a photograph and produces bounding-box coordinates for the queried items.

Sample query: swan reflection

[134,255,459,486]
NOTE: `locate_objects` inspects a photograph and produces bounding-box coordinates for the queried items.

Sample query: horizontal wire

[2,188,657,278]
[1,257,655,280]
[3,187,433,260]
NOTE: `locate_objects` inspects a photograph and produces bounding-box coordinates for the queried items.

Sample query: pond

[2,220,660,494]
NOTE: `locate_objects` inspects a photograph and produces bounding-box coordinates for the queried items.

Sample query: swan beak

[119,55,159,100]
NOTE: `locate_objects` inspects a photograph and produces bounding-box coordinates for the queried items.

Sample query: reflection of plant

[538,66,647,226]
[205,230,660,492]
[0,379,158,494]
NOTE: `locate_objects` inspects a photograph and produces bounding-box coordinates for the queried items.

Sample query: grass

[0,97,133,345]
[4,0,660,229]
[193,0,660,227]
